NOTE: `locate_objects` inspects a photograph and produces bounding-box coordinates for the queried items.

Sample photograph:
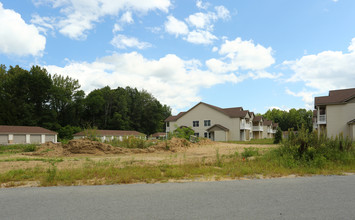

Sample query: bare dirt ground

[0,138,277,174]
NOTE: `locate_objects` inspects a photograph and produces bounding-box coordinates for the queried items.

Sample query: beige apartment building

[165,102,277,141]
[314,88,355,140]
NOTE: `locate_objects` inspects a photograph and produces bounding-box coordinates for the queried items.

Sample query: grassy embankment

[0,130,354,187]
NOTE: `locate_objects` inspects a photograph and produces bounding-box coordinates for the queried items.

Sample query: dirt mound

[62,139,129,155]
[26,137,209,156]
[151,137,191,152]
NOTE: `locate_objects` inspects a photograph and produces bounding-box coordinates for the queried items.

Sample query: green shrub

[171,126,194,140]
[241,147,259,158]
[273,127,282,144]
[23,144,37,152]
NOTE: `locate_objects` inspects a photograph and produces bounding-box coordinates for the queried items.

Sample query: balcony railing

[240,122,251,130]
[317,114,326,124]
[253,126,263,131]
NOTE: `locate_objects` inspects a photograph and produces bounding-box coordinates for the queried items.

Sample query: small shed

[73,130,146,142]
[0,125,57,145]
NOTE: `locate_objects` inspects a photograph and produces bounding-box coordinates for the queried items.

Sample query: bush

[171,126,195,140]
[241,148,259,158]
[58,125,82,140]
[273,125,355,168]
[273,127,282,144]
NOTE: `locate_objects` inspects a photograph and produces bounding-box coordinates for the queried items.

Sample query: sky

[1,0,355,115]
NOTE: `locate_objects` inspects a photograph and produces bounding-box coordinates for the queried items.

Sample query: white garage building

[0,125,57,145]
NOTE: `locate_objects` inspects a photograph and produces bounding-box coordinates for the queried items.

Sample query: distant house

[73,130,146,142]
[314,88,355,140]
[165,102,278,142]
[0,125,57,145]
[252,116,264,139]
[150,132,167,140]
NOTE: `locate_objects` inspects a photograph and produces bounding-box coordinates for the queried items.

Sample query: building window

[194,133,199,137]
[208,133,212,138]
[193,121,199,127]
[204,120,211,126]
[204,132,208,138]
[166,122,170,127]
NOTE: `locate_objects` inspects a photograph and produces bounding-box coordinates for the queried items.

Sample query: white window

[204,120,211,126]
[193,121,199,127]
[194,132,199,137]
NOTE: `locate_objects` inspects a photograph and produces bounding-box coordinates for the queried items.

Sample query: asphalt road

[1,175,354,220]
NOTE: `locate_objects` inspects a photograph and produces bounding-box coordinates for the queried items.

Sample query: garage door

[45,135,55,143]
[30,135,41,144]
[13,134,26,144]
[0,134,8,145]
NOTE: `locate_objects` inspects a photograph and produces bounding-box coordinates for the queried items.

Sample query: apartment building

[314,88,355,140]
[165,102,277,141]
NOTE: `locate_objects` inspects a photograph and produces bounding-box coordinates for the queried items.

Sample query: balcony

[317,114,326,124]
[253,126,263,131]
[240,121,251,130]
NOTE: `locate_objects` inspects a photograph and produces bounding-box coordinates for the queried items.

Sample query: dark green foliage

[263,108,313,131]
[58,125,82,140]
[0,64,171,136]
[171,126,195,140]
[274,127,282,144]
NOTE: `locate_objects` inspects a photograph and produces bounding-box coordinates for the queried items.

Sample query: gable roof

[165,102,249,122]
[348,119,355,125]
[74,130,145,136]
[0,125,57,134]
[253,116,263,122]
[263,120,272,126]
[207,124,229,132]
[273,123,279,128]
[315,88,355,106]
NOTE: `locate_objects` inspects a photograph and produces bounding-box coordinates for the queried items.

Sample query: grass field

[0,139,354,187]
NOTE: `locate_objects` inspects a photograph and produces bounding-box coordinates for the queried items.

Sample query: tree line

[0,65,171,139]
[262,108,313,132]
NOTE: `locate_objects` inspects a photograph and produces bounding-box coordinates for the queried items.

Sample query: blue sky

[1,0,355,114]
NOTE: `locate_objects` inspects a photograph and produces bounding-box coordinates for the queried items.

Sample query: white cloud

[164,15,189,37]
[111,34,151,49]
[214,5,230,20]
[43,52,240,112]
[30,14,55,35]
[120,11,133,24]
[285,38,355,93]
[186,12,216,30]
[165,4,230,45]
[285,88,316,109]
[196,0,209,10]
[206,37,275,72]
[33,0,171,40]
[185,30,217,45]
[266,106,291,112]
[0,3,46,56]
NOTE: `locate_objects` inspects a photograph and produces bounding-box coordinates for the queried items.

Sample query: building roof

[74,130,145,136]
[253,116,263,122]
[347,119,355,125]
[263,120,272,126]
[273,123,279,128]
[0,125,57,134]
[315,88,355,106]
[151,132,166,137]
[207,124,229,132]
[165,102,249,122]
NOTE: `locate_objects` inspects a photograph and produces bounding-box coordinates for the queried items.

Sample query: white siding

[30,135,41,144]
[45,135,55,143]
[0,134,8,145]
[13,134,26,144]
